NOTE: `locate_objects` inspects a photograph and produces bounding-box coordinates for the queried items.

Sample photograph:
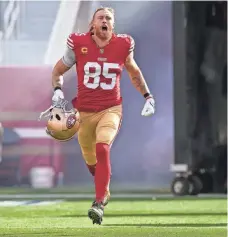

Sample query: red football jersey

[68,32,135,112]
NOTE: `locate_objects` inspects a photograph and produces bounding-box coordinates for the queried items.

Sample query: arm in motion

[124,52,152,98]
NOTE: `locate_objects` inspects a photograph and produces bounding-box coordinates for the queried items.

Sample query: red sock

[95,143,111,203]
[86,164,96,176]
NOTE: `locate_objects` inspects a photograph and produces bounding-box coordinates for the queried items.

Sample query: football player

[51,7,155,224]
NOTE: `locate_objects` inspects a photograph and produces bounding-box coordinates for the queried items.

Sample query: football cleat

[88,201,104,225]
[103,190,110,206]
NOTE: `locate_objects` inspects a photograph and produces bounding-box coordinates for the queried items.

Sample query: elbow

[52,63,62,77]
[126,63,141,78]
[52,59,69,77]
[129,69,141,79]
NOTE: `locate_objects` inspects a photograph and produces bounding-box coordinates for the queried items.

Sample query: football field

[0,197,226,237]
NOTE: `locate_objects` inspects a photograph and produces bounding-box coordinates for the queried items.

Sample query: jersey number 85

[84,62,119,90]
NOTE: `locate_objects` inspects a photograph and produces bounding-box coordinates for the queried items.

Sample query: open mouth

[101,26,108,31]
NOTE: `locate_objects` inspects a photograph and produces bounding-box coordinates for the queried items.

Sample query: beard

[95,27,112,40]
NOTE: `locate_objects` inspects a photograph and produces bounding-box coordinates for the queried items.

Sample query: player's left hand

[141,96,155,117]
[52,89,64,103]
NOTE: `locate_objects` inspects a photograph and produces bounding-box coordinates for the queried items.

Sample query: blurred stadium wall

[0,1,173,191]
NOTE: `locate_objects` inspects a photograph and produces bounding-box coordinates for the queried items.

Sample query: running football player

[51,7,155,224]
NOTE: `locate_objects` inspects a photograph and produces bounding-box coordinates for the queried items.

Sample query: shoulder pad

[66,32,88,50]
[74,32,87,37]
[116,34,135,52]
[116,34,129,38]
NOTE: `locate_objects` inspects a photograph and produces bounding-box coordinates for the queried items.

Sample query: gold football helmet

[39,99,80,142]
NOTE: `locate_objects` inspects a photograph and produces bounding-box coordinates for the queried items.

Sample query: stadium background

[0,1,226,195]
[0,1,174,191]
[0,2,226,236]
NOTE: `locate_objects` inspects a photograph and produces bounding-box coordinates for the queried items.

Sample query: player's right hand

[52,89,64,103]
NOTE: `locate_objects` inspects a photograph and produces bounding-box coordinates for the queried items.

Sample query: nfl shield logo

[100,48,104,54]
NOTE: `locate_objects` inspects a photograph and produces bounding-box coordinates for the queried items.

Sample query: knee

[96,127,117,145]
[96,143,110,163]
[86,164,96,176]
[81,150,96,165]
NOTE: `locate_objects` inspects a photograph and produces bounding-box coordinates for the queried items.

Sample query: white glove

[52,89,64,103]
[141,96,155,116]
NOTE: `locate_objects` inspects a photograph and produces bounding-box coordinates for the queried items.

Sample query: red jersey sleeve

[128,35,135,53]
[66,32,88,49]
[66,33,75,50]
[116,34,135,60]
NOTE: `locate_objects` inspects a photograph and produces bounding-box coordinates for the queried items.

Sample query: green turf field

[0,198,226,237]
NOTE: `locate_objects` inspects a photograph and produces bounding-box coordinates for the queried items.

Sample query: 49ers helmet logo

[66,114,77,129]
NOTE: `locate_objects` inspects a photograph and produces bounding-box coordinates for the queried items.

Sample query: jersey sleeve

[128,36,135,53]
[62,34,77,67]
[66,34,75,50]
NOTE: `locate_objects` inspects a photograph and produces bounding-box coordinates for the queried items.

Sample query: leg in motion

[88,106,122,224]
[77,112,97,176]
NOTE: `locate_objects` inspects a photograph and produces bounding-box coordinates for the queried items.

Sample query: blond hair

[89,7,115,32]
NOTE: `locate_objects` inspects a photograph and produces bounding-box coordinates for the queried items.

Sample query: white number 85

[84,62,119,90]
